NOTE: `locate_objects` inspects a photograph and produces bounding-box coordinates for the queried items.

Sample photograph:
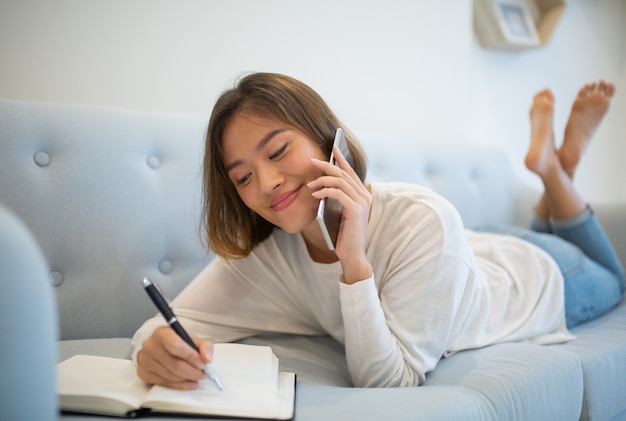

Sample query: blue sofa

[1,98,625,420]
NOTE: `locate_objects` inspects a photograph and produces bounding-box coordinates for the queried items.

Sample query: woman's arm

[131,243,328,369]
[338,187,473,387]
[339,252,471,387]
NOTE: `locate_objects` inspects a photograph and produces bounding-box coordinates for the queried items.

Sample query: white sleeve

[130,258,264,364]
[338,185,474,387]
[339,250,471,387]
[131,247,325,363]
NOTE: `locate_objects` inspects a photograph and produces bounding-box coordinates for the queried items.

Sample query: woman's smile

[271,187,303,212]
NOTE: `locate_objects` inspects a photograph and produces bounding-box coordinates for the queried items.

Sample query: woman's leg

[524,82,624,326]
[550,207,625,295]
[473,223,623,327]
[526,89,555,221]
[529,81,615,221]
[560,80,615,179]
[525,88,587,221]
[526,81,621,272]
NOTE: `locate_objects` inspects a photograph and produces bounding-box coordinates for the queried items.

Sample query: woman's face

[221,112,327,234]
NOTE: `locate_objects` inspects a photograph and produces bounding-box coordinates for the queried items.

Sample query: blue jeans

[473,207,625,328]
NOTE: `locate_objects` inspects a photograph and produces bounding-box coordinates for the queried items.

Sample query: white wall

[1,0,624,202]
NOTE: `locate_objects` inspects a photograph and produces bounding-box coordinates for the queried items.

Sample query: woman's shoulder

[370,182,460,217]
[368,182,465,244]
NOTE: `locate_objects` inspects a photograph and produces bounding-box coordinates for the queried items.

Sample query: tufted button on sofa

[0,99,211,340]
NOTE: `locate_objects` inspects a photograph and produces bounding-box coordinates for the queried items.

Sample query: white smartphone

[315,128,352,251]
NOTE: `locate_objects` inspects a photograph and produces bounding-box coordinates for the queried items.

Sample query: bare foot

[560,80,615,177]
[525,89,560,176]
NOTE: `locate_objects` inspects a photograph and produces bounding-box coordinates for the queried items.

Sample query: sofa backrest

[0,99,211,339]
[362,138,537,229]
[0,99,537,340]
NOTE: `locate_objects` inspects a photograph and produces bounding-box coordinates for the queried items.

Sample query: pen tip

[204,363,223,391]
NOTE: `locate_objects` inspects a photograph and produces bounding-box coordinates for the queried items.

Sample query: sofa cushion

[59,334,583,421]
[562,298,626,421]
[58,337,133,362]
[424,342,583,420]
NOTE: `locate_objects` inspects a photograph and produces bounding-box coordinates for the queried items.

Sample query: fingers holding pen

[195,338,215,365]
[136,326,209,390]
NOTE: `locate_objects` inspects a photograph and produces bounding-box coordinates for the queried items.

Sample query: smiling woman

[203,73,368,259]
[131,73,624,391]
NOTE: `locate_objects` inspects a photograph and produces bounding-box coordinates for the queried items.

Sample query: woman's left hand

[309,147,372,284]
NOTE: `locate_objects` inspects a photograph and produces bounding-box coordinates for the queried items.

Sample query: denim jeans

[473,207,625,328]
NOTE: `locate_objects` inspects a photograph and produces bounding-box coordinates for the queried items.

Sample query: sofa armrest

[0,204,57,420]
[592,202,626,270]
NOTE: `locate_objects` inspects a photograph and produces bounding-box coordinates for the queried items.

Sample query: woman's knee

[564,263,624,328]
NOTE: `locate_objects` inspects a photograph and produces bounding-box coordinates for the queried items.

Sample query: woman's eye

[236,173,252,186]
[269,142,288,160]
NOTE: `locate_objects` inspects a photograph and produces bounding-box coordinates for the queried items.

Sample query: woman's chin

[277,216,318,235]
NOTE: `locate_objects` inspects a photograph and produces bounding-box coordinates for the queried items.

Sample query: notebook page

[144,343,280,417]
[57,355,149,415]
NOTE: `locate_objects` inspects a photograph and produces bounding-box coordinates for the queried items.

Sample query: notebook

[57,343,296,419]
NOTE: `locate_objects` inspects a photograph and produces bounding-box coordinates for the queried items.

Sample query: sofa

[1,98,625,421]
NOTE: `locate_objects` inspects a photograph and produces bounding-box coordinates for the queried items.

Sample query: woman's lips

[271,187,301,211]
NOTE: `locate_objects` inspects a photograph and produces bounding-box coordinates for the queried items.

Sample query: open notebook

[57,343,296,419]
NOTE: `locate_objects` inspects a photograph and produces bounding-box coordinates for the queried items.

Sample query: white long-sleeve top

[131,183,574,387]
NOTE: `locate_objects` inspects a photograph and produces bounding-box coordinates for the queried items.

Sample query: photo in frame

[493,0,540,46]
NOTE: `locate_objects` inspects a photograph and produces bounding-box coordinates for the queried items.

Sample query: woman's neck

[304,239,338,264]
[300,224,339,264]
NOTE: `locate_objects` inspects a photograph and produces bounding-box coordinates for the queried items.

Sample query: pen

[141,276,223,391]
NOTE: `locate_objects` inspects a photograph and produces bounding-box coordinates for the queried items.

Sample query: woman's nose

[258,165,283,193]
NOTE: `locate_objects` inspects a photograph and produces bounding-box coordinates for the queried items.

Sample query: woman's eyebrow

[225,128,287,172]
[256,128,287,152]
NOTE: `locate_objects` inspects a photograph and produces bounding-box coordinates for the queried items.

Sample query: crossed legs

[525,81,615,220]
[524,81,624,325]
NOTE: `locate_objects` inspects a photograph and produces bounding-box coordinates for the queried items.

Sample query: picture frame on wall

[493,0,540,46]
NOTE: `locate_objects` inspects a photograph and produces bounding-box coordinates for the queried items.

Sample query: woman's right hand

[136,326,214,390]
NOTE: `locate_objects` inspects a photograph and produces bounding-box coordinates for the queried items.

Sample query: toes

[605,83,615,97]
[578,80,615,99]
[599,80,616,97]
[534,89,554,102]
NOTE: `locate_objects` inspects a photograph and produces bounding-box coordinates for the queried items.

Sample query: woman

[132,74,624,389]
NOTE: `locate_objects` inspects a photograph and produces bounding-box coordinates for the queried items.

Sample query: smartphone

[315,128,352,251]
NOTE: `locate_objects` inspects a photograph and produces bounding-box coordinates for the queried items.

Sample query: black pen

[141,277,223,390]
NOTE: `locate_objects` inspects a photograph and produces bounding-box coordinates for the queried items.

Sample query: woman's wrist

[341,258,373,285]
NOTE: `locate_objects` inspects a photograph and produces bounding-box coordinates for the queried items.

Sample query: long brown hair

[202,72,367,258]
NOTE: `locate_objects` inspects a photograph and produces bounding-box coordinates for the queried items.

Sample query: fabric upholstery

[0,99,211,339]
[2,98,625,420]
[565,301,626,421]
[0,204,58,421]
